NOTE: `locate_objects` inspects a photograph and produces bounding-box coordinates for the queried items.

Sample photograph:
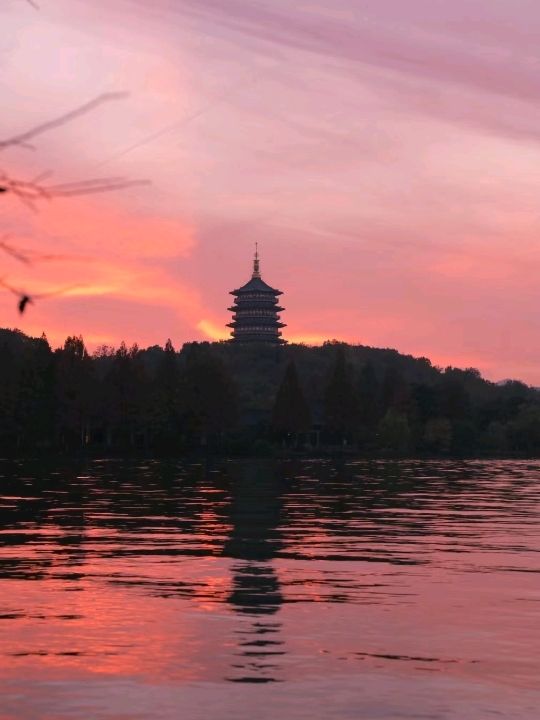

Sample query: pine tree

[54,336,95,449]
[150,339,181,449]
[102,342,149,448]
[323,348,359,442]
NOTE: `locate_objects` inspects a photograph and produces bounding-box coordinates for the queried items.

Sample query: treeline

[0,328,539,456]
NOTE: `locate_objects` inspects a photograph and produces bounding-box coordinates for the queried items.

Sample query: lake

[0,458,538,719]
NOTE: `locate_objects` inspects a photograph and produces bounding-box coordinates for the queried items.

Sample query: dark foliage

[0,329,538,456]
[271,360,311,443]
[323,348,359,443]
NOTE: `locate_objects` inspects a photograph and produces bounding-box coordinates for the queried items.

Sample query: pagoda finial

[252,242,261,278]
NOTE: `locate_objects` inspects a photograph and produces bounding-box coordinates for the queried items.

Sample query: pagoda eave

[230,289,283,297]
[227,322,286,329]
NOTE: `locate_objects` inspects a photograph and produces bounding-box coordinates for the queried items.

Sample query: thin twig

[0,92,128,152]
[0,170,149,209]
[0,234,78,266]
[0,236,32,265]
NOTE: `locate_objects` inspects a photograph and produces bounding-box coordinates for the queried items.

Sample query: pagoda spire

[252,242,261,279]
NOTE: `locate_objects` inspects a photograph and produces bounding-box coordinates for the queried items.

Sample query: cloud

[160,0,540,148]
[3,0,540,383]
[0,189,206,348]
[197,319,230,341]
[170,0,540,103]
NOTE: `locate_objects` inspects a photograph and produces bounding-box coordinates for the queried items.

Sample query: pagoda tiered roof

[227,245,286,345]
[231,276,283,296]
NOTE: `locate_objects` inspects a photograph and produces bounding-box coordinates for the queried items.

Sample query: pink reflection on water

[0,459,539,719]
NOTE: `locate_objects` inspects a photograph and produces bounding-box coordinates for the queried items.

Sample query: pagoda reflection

[222,461,286,683]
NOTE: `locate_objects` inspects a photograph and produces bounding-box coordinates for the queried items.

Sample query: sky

[1,0,540,383]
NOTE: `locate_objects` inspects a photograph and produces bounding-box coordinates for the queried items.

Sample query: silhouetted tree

[411,383,439,424]
[54,336,94,450]
[479,381,531,429]
[150,339,182,450]
[0,343,21,449]
[480,421,508,455]
[378,409,411,455]
[101,342,150,448]
[437,371,472,421]
[357,361,380,445]
[381,365,410,416]
[423,417,452,454]
[180,344,238,447]
[508,405,540,454]
[18,333,54,448]
[0,329,539,457]
[271,360,311,445]
[323,348,359,443]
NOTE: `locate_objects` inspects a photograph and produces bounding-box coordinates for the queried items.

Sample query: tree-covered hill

[0,328,538,456]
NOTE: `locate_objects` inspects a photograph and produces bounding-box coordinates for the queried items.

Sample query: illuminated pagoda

[228,245,286,344]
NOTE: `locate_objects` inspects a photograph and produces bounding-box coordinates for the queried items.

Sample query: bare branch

[0,90,148,314]
[0,236,32,265]
[0,169,150,209]
[43,176,151,197]
[0,235,78,266]
[0,170,50,209]
[0,92,128,152]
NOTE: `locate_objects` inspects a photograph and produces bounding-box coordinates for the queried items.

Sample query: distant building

[227,245,286,344]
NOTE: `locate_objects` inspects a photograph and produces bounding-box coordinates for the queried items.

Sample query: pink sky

[2,0,540,383]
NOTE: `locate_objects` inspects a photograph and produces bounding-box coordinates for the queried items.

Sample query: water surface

[0,459,539,719]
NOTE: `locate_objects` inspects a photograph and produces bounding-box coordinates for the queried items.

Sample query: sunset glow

[2,1,540,382]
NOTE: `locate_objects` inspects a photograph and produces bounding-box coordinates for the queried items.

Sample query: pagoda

[227,245,286,344]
